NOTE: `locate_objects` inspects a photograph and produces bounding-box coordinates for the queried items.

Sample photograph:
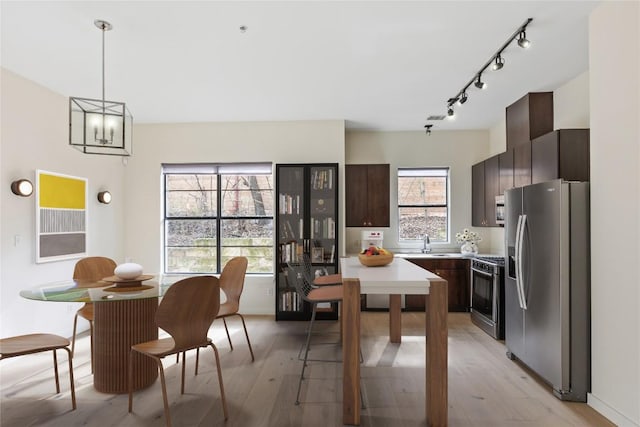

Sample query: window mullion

[216,174,222,273]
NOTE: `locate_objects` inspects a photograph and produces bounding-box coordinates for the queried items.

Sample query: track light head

[458,92,468,105]
[474,74,486,89]
[492,54,504,71]
[517,30,530,48]
[424,124,433,135]
[447,107,455,118]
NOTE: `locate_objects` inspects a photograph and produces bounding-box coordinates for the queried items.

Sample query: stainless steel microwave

[495,195,505,225]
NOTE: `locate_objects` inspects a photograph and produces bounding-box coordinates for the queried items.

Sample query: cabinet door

[366,164,390,227]
[471,162,485,226]
[532,129,590,184]
[499,150,514,194]
[405,258,469,312]
[435,266,469,312]
[345,165,369,227]
[506,92,553,151]
[345,164,390,227]
[513,141,532,188]
[531,131,559,184]
[484,155,499,227]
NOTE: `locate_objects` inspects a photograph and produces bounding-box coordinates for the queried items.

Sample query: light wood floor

[0,312,614,427]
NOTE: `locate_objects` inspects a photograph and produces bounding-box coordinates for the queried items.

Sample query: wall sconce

[97,191,112,204]
[11,179,33,197]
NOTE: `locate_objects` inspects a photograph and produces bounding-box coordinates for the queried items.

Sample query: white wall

[588,2,640,426]
[124,120,345,314]
[554,71,590,129]
[0,69,126,338]
[344,130,491,254]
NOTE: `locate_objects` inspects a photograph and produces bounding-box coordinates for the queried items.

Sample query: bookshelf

[275,163,339,321]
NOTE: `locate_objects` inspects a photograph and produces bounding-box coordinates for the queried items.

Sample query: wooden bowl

[358,253,394,267]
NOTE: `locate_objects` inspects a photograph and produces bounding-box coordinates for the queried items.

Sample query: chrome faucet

[422,234,431,253]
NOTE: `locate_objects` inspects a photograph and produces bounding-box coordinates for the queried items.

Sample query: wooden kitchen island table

[340,256,448,426]
[20,276,178,394]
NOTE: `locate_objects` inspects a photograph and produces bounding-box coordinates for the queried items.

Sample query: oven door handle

[471,266,493,278]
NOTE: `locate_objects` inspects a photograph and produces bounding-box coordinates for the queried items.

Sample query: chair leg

[63,347,77,410]
[71,313,79,357]
[195,349,200,375]
[156,359,172,427]
[52,349,61,394]
[237,314,255,362]
[222,318,233,350]
[181,350,187,394]
[296,304,317,405]
[209,343,228,420]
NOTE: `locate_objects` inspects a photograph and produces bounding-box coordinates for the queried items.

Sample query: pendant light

[69,20,132,156]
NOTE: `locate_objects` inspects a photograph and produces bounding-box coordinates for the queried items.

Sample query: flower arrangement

[455,228,481,244]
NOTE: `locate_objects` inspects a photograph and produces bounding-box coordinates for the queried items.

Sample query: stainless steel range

[470,256,505,339]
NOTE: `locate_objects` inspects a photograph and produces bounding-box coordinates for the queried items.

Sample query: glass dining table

[20,275,183,394]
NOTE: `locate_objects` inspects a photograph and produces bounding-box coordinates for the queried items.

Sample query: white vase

[460,242,478,257]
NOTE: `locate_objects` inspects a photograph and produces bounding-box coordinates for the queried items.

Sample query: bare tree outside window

[164,166,273,274]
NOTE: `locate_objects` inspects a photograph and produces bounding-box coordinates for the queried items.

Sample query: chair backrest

[219,256,248,306]
[156,275,220,351]
[73,256,117,281]
[286,259,314,303]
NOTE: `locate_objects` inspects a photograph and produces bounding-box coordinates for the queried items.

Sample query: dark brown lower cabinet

[405,258,470,312]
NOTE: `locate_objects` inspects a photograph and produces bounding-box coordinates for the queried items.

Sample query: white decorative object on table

[114,262,143,280]
[456,228,480,257]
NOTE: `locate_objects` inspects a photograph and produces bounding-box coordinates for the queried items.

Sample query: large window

[163,163,274,274]
[397,168,449,242]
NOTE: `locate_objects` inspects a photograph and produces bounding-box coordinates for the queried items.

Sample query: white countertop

[340,256,442,295]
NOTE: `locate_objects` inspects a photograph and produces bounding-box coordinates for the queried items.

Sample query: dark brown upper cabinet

[499,150,514,195]
[531,129,590,184]
[472,154,499,227]
[506,92,554,151]
[345,164,390,227]
[513,141,532,188]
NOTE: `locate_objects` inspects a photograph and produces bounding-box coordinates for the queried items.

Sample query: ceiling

[1,1,599,132]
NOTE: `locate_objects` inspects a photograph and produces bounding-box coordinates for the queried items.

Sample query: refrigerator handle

[514,214,524,309]
[518,214,528,310]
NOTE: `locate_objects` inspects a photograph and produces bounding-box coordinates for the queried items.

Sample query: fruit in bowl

[358,246,394,267]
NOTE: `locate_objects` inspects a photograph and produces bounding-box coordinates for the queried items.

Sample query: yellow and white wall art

[36,170,88,263]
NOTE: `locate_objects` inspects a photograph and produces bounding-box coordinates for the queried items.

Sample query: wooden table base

[94,298,159,393]
[342,278,448,426]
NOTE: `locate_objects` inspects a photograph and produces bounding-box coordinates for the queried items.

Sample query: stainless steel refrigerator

[504,179,590,402]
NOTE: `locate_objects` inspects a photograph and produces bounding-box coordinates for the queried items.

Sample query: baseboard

[588,393,639,427]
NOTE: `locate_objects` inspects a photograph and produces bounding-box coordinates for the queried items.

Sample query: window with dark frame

[397,168,449,242]
[163,163,274,274]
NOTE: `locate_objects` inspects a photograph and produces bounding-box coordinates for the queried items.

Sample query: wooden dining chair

[71,256,117,373]
[128,275,228,426]
[0,333,76,410]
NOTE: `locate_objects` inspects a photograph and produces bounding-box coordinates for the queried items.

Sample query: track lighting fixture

[492,54,504,71]
[517,31,530,48]
[429,18,532,129]
[424,124,433,135]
